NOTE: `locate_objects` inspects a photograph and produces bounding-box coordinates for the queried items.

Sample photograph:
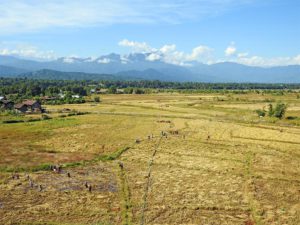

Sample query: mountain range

[0,54,300,83]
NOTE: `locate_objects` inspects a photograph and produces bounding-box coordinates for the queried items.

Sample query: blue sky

[0,0,299,66]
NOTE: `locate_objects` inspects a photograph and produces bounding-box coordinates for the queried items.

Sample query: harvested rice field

[0,93,300,224]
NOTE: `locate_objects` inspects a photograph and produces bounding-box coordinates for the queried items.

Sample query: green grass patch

[64,146,130,168]
[0,163,53,173]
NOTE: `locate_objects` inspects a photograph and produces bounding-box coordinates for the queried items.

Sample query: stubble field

[0,93,299,224]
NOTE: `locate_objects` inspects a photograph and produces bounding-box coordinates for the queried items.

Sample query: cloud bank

[0,42,56,60]
[222,42,300,67]
[1,39,299,67]
[119,39,213,66]
[119,39,300,67]
[0,0,256,34]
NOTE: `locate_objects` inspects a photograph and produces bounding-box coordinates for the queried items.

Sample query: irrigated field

[0,93,300,224]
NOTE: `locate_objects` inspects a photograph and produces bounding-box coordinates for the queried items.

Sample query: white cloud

[118,39,154,52]
[120,39,300,67]
[146,53,161,61]
[0,42,56,60]
[294,55,300,63]
[187,46,213,61]
[222,42,300,66]
[225,43,237,56]
[160,45,213,66]
[0,0,256,34]
[97,58,111,64]
[62,57,75,63]
[120,55,130,64]
[160,44,176,54]
[84,57,97,62]
[237,52,249,58]
[233,55,300,67]
[1,39,299,67]
[119,39,213,66]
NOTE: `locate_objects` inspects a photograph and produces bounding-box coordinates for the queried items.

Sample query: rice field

[0,93,300,224]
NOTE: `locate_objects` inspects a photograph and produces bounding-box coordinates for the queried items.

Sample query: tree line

[1,77,300,101]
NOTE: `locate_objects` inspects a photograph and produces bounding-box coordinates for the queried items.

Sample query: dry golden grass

[0,93,300,224]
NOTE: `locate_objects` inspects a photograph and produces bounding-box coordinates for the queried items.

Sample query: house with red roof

[15,100,43,113]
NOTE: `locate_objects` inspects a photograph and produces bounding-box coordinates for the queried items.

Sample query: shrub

[255,109,266,117]
[256,102,288,119]
[273,103,288,119]
[134,88,145,94]
[268,104,274,117]
[108,86,117,94]
[264,103,288,119]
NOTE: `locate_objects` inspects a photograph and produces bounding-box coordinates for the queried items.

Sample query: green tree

[268,104,274,117]
[273,103,288,119]
[255,109,266,117]
[134,88,145,94]
[108,86,117,94]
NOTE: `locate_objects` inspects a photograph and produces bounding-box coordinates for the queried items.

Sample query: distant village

[0,90,87,114]
[0,97,44,114]
[0,82,147,114]
[0,93,84,114]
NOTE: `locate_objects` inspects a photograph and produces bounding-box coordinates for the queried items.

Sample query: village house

[117,88,125,94]
[40,96,57,102]
[89,88,101,94]
[15,100,43,113]
[71,94,80,99]
[58,92,65,98]
[98,89,108,94]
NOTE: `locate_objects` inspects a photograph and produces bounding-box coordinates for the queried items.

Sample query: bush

[108,86,117,94]
[256,102,288,119]
[273,103,288,119]
[263,103,288,119]
[268,104,274,117]
[134,88,145,94]
[255,109,266,117]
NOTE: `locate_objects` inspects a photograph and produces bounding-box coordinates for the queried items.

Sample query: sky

[0,0,299,67]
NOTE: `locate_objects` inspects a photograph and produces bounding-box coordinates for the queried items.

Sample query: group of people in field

[11,164,95,193]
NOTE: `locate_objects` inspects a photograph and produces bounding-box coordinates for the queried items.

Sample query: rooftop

[22,100,38,106]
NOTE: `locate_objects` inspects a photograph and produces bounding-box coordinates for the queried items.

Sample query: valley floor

[0,93,300,224]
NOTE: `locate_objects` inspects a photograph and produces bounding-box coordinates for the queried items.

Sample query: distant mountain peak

[0,54,300,83]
